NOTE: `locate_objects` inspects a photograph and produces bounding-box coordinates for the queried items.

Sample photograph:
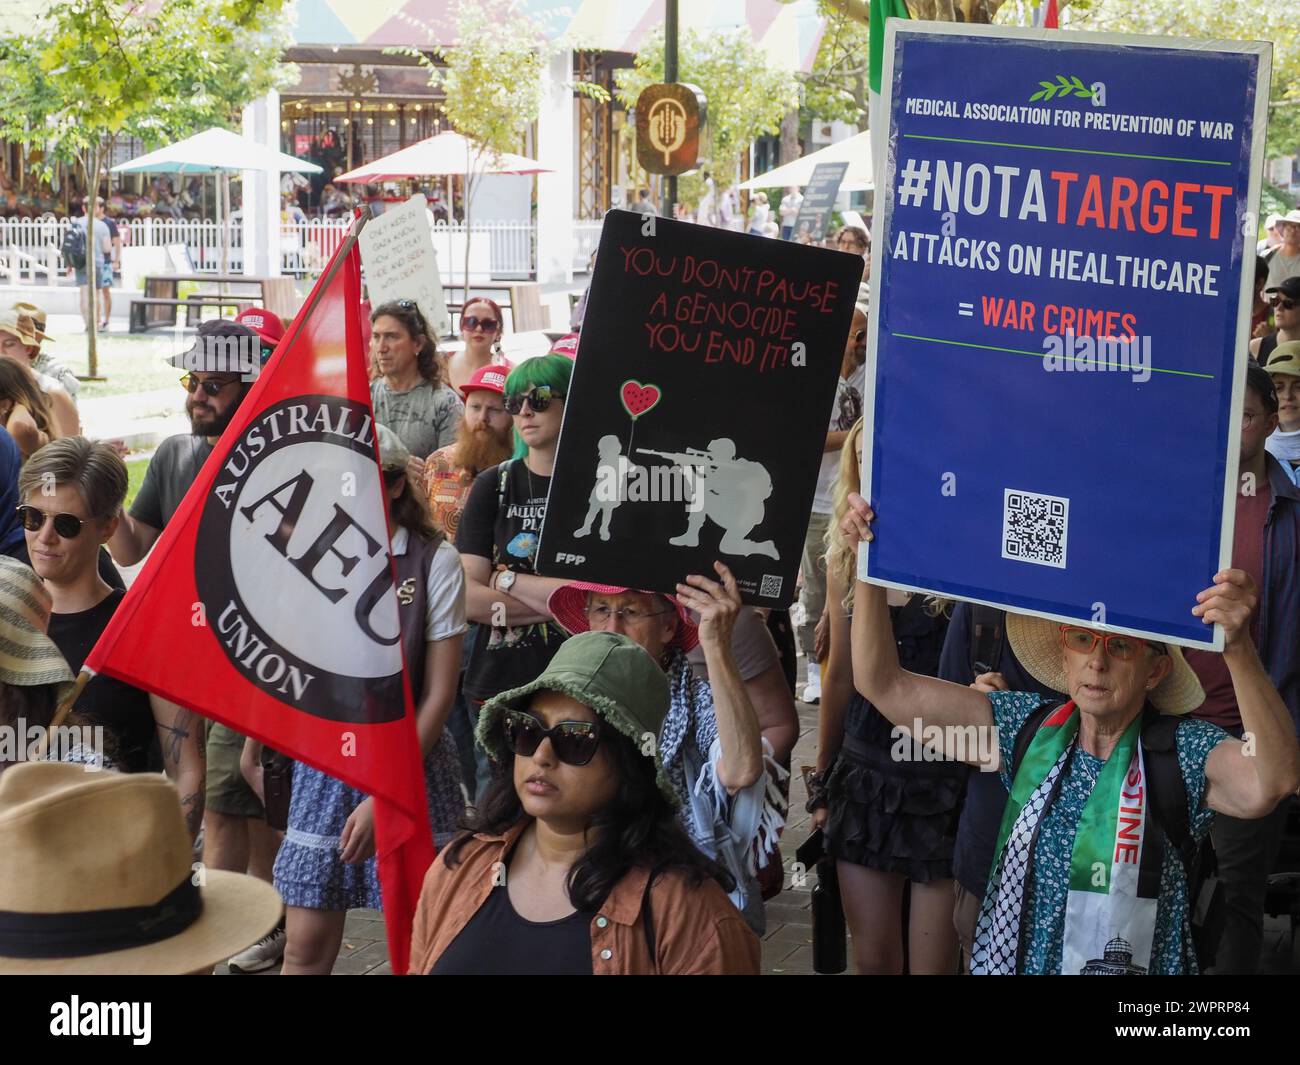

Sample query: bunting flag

[84,217,435,974]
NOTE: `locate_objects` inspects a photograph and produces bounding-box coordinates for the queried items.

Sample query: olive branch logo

[1030,74,1094,102]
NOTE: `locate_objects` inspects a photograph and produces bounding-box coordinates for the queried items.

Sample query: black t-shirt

[429,885,593,975]
[47,590,159,773]
[455,460,566,702]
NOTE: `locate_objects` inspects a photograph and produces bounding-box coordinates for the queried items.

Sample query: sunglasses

[180,373,239,396]
[1058,626,1165,662]
[504,386,564,414]
[1269,297,1297,311]
[461,315,499,333]
[502,708,602,766]
[16,505,83,538]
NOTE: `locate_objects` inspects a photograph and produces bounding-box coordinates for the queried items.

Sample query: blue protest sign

[861,23,1270,649]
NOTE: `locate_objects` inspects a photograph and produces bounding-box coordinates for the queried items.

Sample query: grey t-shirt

[76,217,112,264]
[370,377,463,460]
[1266,249,1300,290]
[686,606,780,683]
[130,434,214,530]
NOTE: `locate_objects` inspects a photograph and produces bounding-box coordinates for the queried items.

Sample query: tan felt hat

[1005,614,1205,716]
[11,302,50,343]
[0,309,38,347]
[0,762,283,973]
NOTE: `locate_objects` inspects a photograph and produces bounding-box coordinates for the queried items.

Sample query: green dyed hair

[505,353,573,458]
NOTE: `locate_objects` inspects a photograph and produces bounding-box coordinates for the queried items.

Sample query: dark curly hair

[445,713,735,911]
[371,300,441,387]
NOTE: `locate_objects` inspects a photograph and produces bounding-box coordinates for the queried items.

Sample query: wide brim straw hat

[1005,613,1204,715]
[547,581,699,653]
[0,763,283,974]
[0,557,75,689]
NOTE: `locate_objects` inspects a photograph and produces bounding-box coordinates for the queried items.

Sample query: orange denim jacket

[408,820,761,975]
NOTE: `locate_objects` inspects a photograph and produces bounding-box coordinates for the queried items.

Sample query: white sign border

[858,19,1272,652]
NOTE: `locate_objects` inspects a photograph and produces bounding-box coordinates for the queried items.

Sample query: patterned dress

[972,691,1228,974]
[274,531,468,912]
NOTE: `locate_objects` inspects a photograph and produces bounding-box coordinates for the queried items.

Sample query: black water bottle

[811,860,847,974]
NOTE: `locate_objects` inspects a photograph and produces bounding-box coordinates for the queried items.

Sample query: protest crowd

[2,89,1300,980]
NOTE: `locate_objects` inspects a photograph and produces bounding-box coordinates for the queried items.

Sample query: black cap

[169,320,264,377]
[1263,275,1300,300]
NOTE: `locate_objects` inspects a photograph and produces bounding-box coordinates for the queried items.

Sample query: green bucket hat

[475,631,677,805]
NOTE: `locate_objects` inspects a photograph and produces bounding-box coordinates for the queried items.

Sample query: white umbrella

[112,127,322,274]
[335,132,551,300]
[740,131,873,192]
[333,131,551,183]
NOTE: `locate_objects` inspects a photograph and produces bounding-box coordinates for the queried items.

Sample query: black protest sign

[792,161,849,242]
[536,209,862,606]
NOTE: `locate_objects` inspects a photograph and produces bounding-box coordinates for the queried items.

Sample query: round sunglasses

[502,708,602,766]
[504,386,564,415]
[16,505,84,538]
[461,314,500,333]
[180,373,240,396]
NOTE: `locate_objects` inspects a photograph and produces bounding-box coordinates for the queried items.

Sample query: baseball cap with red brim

[234,308,286,353]
[550,333,580,359]
[463,364,508,396]
[547,582,699,653]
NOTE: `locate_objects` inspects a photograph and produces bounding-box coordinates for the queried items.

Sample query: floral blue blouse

[979,691,1228,975]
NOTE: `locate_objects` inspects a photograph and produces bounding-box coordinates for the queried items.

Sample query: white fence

[0,215,550,282]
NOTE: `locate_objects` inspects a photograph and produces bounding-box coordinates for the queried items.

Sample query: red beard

[451,417,513,474]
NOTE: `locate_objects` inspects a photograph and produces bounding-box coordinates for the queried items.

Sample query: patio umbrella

[740,130,873,192]
[112,127,322,274]
[335,132,551,299]
[332,131,550,183]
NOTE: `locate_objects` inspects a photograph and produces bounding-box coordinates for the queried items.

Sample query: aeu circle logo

[195,395,403,723]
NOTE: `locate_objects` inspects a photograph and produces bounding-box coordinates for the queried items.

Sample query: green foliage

[1030,75,1094,102]
[394,0,608,161]
[998,0,1300,157]
[614,26,801,191]
[0,0,294,175]
[802,0,874,129]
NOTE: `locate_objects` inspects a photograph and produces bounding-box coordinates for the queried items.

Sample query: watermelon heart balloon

[620,380,662,420]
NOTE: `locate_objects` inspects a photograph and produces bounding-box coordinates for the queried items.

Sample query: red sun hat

[463,363,508,396]
[549,333,580,359]
[234,307,286,352]
[547,582,699,653]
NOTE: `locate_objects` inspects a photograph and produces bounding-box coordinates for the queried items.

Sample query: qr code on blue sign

[1002,489,1069,569]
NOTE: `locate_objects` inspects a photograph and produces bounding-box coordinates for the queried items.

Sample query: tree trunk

[779,109,800,166]
[82,148,100,379]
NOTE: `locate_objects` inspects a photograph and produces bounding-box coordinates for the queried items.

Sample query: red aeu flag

[84,221,434,974]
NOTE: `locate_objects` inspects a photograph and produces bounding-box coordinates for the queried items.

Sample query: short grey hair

[18,437,127,522]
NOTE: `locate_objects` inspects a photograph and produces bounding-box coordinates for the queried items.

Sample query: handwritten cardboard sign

[358,193,450,338]
[536,209,862,607]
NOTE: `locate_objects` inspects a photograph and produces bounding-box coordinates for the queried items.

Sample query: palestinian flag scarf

[971,702,1162,975]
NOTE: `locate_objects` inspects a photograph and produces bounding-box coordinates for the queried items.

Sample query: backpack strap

[495,458,513,511]
[1139,712,1195,874]
[968,605,1006,675]
[1009,698,1067,780]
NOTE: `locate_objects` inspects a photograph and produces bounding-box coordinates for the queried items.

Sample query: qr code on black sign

[1002,489,1068,569]
[759,574,783,599]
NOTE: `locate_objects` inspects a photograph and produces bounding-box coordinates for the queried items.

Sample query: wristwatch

[496,570,517,594]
